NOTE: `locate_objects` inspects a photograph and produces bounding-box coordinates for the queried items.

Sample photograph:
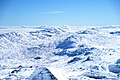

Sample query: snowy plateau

[0,25,120,80]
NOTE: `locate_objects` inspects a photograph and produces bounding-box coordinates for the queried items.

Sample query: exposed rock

[34,57,41,60]
[68,57,82,64]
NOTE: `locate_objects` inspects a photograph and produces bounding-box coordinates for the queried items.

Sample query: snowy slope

[0,25,120,80]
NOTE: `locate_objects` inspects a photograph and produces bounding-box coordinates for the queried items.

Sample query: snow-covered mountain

[0,25,120,80]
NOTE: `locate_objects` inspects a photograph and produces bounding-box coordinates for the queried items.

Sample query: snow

[0,25,120,80]
[47,67,68,80]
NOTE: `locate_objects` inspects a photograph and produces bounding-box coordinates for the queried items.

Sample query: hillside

[0,25,120,80]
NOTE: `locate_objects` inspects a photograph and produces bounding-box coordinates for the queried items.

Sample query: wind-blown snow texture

[0,25,120,80]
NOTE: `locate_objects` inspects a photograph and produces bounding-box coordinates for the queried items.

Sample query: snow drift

[0,25,120,80]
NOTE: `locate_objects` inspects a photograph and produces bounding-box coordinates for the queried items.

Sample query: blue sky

[0,0,120,26]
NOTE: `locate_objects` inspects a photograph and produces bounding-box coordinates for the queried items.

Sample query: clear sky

[0,0,120,26]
